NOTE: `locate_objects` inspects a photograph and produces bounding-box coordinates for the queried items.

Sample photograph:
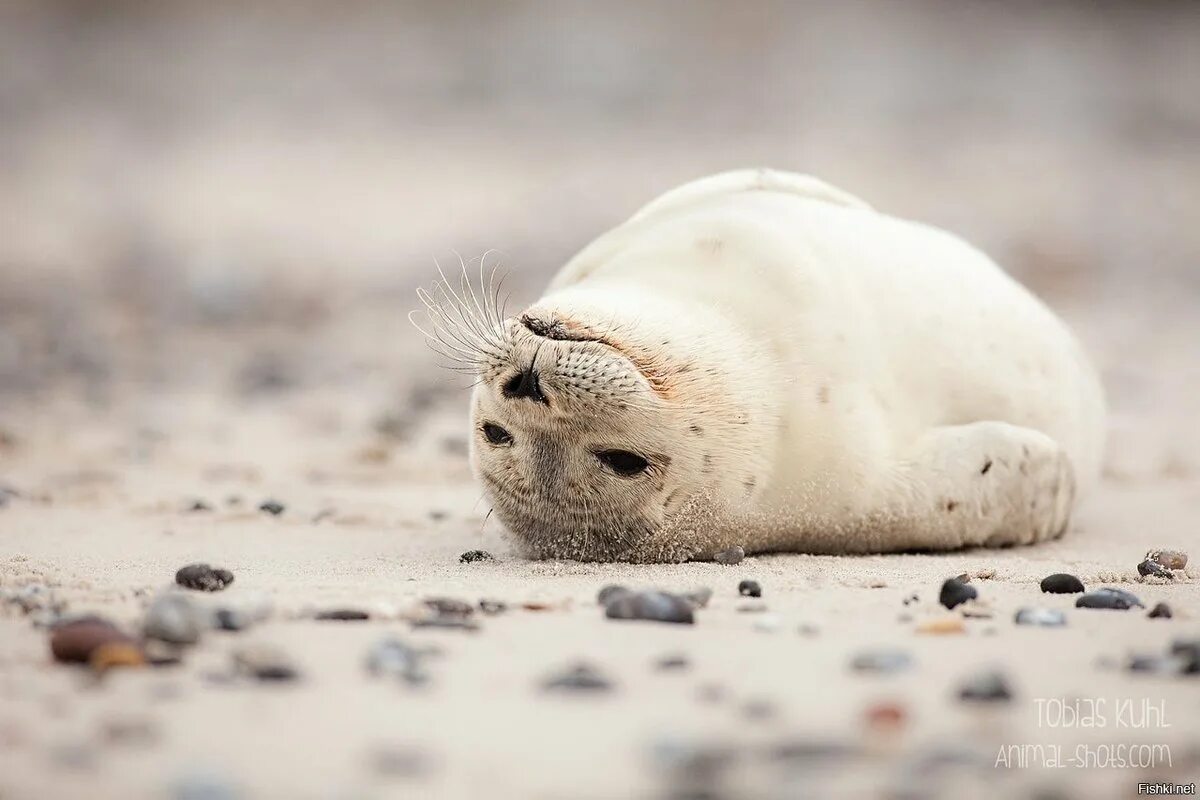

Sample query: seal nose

[502,367,548,404]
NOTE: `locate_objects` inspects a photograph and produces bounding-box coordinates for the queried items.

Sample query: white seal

[416,169,1106,562]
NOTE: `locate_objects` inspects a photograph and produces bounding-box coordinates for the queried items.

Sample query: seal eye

[482,423,513,446]
[596,449,650,477]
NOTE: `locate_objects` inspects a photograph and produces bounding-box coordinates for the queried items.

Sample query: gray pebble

[1076,587,1143,610]
[144,594,204,645]
[737,580,761,598]
[424,598,474,617]
[713,545,745,565]
[604,591,694,624]
[851,649,912,674]
[1137,559,1173,579]
[541,663,612,692]
[597,584,631,606]
[365,638,427,685]
[1148,602,1173,619]
[175,563,234,592]
[478,599,507,615]
[1014,607,1067,627]
[410,616,479,631]
[258,499,285,516]
[655,653,690,671]
[233,644,298,681]
[172,771,242,800]
[683,587,713,608]
[958,670,1013,702]
[1127,654,1183,675]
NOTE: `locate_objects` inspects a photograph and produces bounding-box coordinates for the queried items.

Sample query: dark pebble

[597,584,632,606]
[958,670,1013,702]
[713,546,745,565]
[1076,588,1143,610]
[604,591,695,624]
[314,609,371,621]
[185,500,212,513]
[478,599,507,615]
[424,598,474,617]
[258,499,285,516]
[50,619,135,664]
[1137,559,1173,580]
[541,663,612,692]
[655,654,690,671]
[851,649,912,674]
[175,563,235,592]
[459,550,493,564]
[1039,573,1085,594]
[737,580,762,598]
[939,578,977,610]
[1148,602,1173,619]
[410,616,479,631]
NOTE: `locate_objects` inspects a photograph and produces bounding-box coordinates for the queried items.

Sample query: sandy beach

[2,2,1199,798]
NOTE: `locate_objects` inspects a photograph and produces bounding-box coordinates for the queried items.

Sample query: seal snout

[502,366,548,404]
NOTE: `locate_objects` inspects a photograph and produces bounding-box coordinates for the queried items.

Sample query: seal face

[414,169,1106,562]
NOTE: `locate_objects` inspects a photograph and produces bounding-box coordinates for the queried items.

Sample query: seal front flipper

[869,421,1076,551]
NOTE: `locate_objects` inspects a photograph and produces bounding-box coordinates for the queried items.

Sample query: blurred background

[1,0,1198,473]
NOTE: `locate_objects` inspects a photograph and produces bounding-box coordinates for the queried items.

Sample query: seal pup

[414,169,1105,562]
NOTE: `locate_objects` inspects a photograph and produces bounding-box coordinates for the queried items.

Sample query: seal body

[458,169,1105,561]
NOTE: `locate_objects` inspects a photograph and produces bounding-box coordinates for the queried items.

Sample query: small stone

[655,654,689,671]
[478,599,507,615]
[597,584,631,606]
[683,587,713,608]
[958,670,1013,702]
[258,499,285,515]
[172,771,241,800]
[605,591,694,624]
[423,598,474,617]
[902,593,919,606]
[1137,559,1173,580]
[366,638,426,685]
[185,500,212,513]
[737,579,762,598]
[954,573,971,584]
[736,601,769,613]
[50,618,135,663]
[938,577,977,609]
[851,649,912,674]
[1148,602,1173,619]
[459,549,493,563]
[713,545,745,565]
[233,644,298,681]
[916,616,966,635]
[175,563,235,592]
[1147,549,1188,571]
[314,608,371,621]
[1127,654,1182,674]
[541,663,612,692]
[89,642,146,673]
[144,594,204,644]
[865,702,907,730]
[1076,587,1143,610]
[1040,573,1085,594]
[410,616,479,631]
[1014,608,1067,627]
[212,609,249,631]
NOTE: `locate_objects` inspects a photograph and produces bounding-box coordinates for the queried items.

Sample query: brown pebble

[1147,549,1188,571]
[865,702,906,730]
[424,598,474,617]
[89,643,146,673]
[916,616,966,635]
[50,619,135,664]
[1148,602,1173,619]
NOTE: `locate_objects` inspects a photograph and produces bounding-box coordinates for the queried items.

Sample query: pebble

[737,580,762,598]
[683,587,713,608]
[1040,573,1085,594]
[1148,602,1173,619]
[851,649,912,674]
[478,599,507,615]
[410,616,479,632]
[50,618,136,663]
[1137,559,1173,580]
[713,545,745,565]
[90,642,146,673]
[233,644,299,681]
[459,549,493,563]
[314,608,371,621]
[3,584,65,617]
[1127,654,1182,675]
[917,616,966,635]
[655,654,690,671]
[597,585,631,606]
[1076,587,1143,610]
[541,663,612,693]
[210,594,272,632]
[865,702,907,730]
[185,500,212,513]
[365,638,427,685]
[1147,549,1188,571]
[424,598,474,617]
[605,591,695,624]
[736,601,768,613]
[938,577,977,609]
[258,499,285,516]
[144,594,205,645]
[958,670,1013,702]
[1014,608,1067,627]
[175,564,235,592]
